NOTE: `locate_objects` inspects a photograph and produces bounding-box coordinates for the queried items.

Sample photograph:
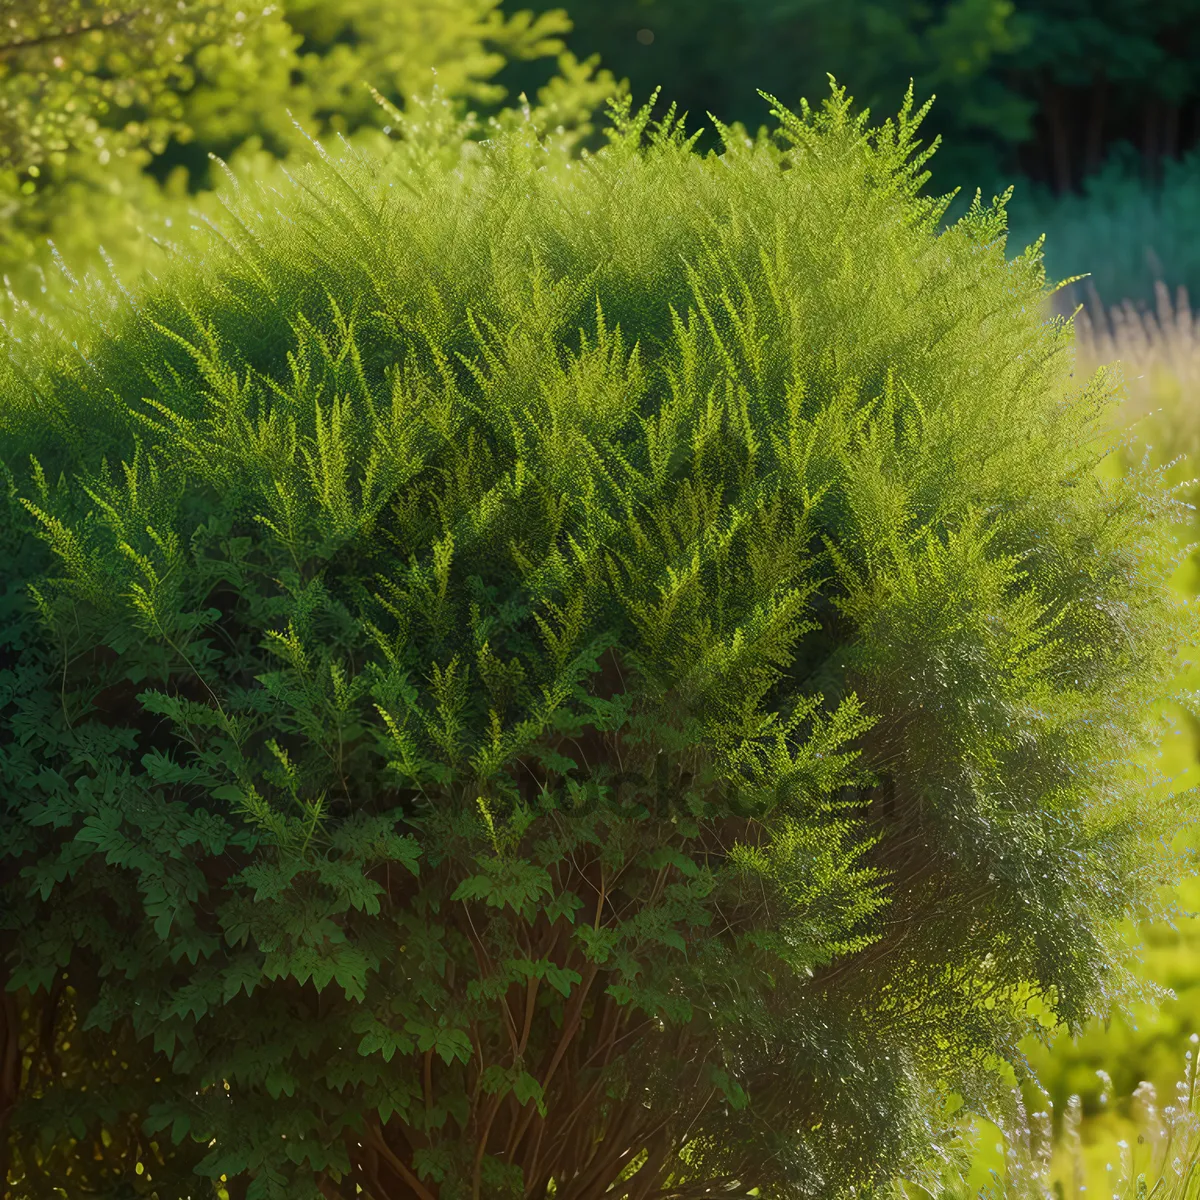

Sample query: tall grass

[891,1038,1200,1200]
[1071,282,1200,482]
[1040,289,1200,1199]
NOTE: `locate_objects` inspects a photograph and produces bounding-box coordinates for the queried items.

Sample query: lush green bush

[895,293,1200,1195]
[1,78,1195,1199]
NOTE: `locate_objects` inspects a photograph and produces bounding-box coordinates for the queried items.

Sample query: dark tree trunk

[1084,72,1107,177]
[1143,94,1160,186]
[1164,100,1180,165]
[1045,79,1072,195]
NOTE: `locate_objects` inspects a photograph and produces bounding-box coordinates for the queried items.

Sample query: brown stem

[525,1071,607,1179]
[504,959,600,1164]
[472,1092,504,1200]
[593,869,607,929]
[0,988,22,1192]
[669,1177,762,1200]
[364,1116,437,1200]
[578,992,639,1074]
[567,1098,647,1191]
[316,1173,347,1200]
[572,1114,675,1200]
[517,974,540,1059]
[534,1000,642,1167]
[462,906,521,1060]
[526,1119,553,1199]
[565,1142,642,1200]
[539,959,599,1091]
[619,1131,673,1200]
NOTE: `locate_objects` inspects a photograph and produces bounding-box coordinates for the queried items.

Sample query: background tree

[992,0,1200,195]
[489,0,1033,208]
[501,0,1200,198]
[0,0,624,306]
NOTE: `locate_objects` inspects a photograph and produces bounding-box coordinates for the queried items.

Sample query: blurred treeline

[499,0,1200,198]
[4,0,1200,319]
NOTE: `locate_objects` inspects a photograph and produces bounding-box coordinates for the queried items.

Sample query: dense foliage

[0,78,1195,1199]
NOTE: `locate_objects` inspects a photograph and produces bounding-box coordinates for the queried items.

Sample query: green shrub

[0,78,1195,1200]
